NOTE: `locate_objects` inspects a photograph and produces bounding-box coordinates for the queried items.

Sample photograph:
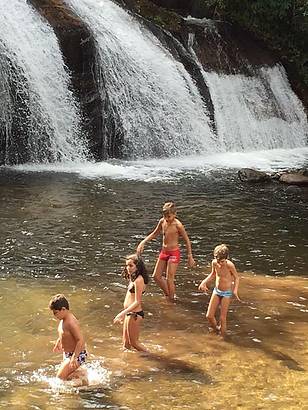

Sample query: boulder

[238,168,271,183]
[279,173,308,186]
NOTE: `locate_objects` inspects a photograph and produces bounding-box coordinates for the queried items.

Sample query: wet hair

[214,244,229,261]
[49,294,69,311]
[123,254,149,284]
[162,201,176,215]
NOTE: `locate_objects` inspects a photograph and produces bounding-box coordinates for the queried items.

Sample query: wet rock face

[150,0,192,12]
[184,20,278,75]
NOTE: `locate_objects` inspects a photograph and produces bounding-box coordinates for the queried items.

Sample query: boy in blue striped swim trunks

[199,244,241,337]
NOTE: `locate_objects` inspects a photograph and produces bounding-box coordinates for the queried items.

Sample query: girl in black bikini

[113,254,149,352]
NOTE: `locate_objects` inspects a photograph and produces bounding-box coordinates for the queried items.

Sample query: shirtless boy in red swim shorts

[137,202,195,302]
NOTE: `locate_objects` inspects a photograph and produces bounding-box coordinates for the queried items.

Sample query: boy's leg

[165,261,178,302]
[122,316,131,349]
[219,297,232,337]
[56,357,79,380]
[206,293,220,332]
[153,258,169,296]
[127,315,148,352]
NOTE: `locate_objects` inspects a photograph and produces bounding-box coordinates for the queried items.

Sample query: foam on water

[8,147,308,181]
[18,361,111,392]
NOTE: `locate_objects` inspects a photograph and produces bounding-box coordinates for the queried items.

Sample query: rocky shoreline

[238,168,308,187]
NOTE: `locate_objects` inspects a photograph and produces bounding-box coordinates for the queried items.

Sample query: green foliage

[199,0,308,87]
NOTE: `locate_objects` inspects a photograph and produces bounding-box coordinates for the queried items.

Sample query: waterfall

[187,28,308,152]
[203,66,308,151]
[0,0,88,164]
[64,0,216,159]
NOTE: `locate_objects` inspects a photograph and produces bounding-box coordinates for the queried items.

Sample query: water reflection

[0,169,307,278]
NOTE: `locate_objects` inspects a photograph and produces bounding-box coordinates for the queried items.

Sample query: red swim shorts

[159,248,181,264]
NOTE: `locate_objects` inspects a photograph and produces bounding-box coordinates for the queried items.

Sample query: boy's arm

[178,222,195,267]
[198,261,216,291]
[136,219,163,254]
[229,261,241,301]
[114,277,144,323]
[67,321,85,370]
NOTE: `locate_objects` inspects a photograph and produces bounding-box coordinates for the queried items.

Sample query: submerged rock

[238,168,271,183]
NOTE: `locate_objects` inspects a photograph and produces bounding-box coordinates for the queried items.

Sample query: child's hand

[198,283,208,292]
[53,339,62,352]
[69,357,78,371]
[188,255,195,267]
[198,279,208,292]
[234,292,242,302]
[113,312,125,324]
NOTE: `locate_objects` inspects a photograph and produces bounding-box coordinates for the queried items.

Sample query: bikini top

[128,283,145,294]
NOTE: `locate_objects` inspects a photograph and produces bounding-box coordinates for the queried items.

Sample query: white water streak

[204,66,308,151]
[0,0,88,162]
[65,0,215,158]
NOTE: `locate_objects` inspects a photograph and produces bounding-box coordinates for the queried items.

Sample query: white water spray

[0,0,88,163]
[187,28,308,152]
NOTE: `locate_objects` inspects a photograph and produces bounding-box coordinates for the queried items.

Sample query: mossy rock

[120,0,182,32]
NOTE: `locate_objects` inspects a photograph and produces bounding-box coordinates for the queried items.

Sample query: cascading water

[0,0,88,164]
[64,0,216,159]
[186,25,308,152]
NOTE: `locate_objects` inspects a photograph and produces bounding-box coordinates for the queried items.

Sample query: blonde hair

[162,201,176,215]
[214,244,229,261]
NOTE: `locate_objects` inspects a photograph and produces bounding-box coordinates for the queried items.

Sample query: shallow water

[0,161,308,408]
[0,274,308,409]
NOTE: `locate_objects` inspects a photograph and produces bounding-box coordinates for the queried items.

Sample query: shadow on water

[76,353,212,409]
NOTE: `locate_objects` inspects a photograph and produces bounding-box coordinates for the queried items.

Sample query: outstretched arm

[198,261,216,291]
[178,222,195,267]
[229,261,241,301]
[136,219,163,255]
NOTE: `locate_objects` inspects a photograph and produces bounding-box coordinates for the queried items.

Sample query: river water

[0,150,308,409]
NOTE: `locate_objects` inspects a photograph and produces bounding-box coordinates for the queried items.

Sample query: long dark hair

[123,254,149,284]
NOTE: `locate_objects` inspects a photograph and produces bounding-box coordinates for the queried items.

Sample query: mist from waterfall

[65,0,216,159]
[0,0,88,164]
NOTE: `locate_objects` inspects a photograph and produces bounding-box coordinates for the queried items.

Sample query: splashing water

[20,361,111,393]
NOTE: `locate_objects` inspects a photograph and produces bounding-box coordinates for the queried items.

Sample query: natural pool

[0,152,307,409]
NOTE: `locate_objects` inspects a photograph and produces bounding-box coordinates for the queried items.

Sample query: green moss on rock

[120,0,182,32]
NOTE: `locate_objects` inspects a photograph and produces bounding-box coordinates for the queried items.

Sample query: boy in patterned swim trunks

[137,201,195,302]
[49,294,88,383]
[199,244,241,337]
